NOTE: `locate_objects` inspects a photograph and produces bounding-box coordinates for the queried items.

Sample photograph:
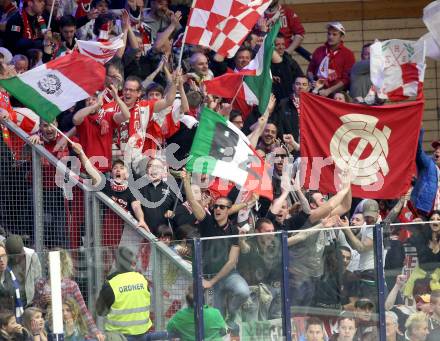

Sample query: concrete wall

[282,0,440,150]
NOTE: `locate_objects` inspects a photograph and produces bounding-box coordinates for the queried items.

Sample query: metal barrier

[0,120,192,331]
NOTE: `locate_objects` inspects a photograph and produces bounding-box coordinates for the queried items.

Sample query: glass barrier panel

[288,225,380,341]
[200,232,286,340]
[383,220,439,341]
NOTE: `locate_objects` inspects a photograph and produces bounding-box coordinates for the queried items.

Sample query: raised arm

[72,98,102,126]
[340,216,373,253]
[111,85,131,124]
[153,68,178,113]
[182,169,206,221]
[70,142,103,187]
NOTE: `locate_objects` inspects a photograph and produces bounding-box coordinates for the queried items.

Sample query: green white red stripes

[0,52,105,122]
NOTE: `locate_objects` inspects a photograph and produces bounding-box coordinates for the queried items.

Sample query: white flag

[370,39,426,101]
[77,34,125,64]
[421,0,440,61]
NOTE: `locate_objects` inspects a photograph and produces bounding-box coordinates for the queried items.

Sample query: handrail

[95,191,192,275]
[3,120,192,276]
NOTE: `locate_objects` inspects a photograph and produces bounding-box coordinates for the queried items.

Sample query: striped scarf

[7,266,24,322]
[21,9,46,40]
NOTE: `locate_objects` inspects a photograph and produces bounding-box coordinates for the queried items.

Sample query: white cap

[327,21,346,35]
[0,47,13,64]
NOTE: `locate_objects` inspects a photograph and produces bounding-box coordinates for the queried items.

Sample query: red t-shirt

[307,42,356,88]
[76,105,118,172]
[265,5,305,47]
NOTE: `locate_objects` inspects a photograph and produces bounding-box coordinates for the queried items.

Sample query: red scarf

[22,9,46,40]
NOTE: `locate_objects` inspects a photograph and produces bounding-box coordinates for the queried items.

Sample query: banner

[300,92,423,199]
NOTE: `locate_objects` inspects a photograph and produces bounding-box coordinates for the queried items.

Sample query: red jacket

[307,42,355,88]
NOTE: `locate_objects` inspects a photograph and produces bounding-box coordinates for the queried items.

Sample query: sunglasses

[213,204,230,210]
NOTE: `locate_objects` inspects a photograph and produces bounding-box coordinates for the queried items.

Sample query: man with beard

[182,169,250,335]
[307,22,355,97]
[72,142,150,245]
[257,122,278,155]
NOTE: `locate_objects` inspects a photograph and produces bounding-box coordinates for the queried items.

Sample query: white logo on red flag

[330,114,391,186]
[76,34,125,64]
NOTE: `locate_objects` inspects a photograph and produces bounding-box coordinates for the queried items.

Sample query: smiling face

[262,123,277,146]
[235,49,252,70]
[123,79,141,107]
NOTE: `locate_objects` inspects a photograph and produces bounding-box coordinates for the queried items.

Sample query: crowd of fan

[0,0,440,340]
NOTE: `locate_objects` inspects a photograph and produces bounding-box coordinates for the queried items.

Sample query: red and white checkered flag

[186,0,271,58]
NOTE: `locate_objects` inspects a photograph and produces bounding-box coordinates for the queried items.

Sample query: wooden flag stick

[47,0,57,31]
[50,123,74,144]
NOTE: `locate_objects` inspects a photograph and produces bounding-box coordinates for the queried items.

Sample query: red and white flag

[186,0,271,58]
[77,34,125,64]
[300,93,423,199]
[370,39,426,101]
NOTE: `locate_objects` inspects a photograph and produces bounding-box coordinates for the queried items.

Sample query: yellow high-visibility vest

[105,272,152,335]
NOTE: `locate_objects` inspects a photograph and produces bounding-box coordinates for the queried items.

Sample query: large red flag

[300,92,423,199]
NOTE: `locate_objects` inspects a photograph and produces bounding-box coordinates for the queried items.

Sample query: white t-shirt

[358,226,374,271]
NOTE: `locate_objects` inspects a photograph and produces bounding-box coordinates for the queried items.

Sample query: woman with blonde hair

[32,250,104,341]
[47,298,88,341]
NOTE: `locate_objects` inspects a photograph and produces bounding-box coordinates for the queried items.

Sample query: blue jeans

[124,331,169,341]
[289,275,318,308]
[212,271,250,320]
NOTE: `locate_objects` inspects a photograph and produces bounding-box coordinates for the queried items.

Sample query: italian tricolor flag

[204,20,281,118]
[0,52,105,122]
[186,107,273,200]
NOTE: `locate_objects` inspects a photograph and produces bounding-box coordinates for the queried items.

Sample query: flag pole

[47,0,57,31]
[177,0,195,68]
[230,75,244,107]
[177,24,188,69]
[50,123,74,144]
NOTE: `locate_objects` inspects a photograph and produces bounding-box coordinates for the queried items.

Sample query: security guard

[96,246,152,340]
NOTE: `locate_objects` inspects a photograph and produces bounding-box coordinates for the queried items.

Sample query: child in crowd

[22,308,47,341]
[0,312,26,341]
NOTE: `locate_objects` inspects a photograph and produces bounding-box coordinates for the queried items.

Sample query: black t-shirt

[198,214,239,275]
[140,181,176,234]
[172,204,197,229]
[103,180,137,216]
[266,210,310,231]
